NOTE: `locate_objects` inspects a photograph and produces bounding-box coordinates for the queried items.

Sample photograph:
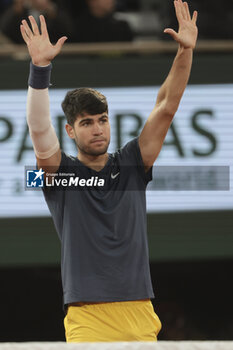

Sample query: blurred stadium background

[0,0,233,343]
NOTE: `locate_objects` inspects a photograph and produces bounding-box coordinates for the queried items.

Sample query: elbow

[159,100,178,118]
[27,118,51,135]
[27,111,52,134]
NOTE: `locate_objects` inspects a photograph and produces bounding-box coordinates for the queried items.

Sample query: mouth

[91,139,105,144]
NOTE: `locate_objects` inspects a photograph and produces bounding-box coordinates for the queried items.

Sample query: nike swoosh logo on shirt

[111,172,120,179]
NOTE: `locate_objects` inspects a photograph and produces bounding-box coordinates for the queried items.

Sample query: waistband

[69,299,150,307]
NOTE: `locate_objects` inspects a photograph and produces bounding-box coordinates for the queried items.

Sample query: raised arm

[139,0,198,171]
[20,15,67,172]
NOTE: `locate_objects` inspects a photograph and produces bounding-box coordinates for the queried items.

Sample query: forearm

[27,65,60,159]
[156,45,193,113]
[27,86,51,133]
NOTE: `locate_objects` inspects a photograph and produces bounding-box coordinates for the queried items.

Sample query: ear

[65,123,75,139]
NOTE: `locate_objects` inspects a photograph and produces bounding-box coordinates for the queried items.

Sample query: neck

[77,152,109,171]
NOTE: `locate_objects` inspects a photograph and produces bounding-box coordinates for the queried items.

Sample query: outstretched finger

[40,15,49,38]
[28,15,40,35]
[174,1,183,22]
[178,0,188,20]
[20,24,29,44]
[184,2,191,21]
[21,19,33,39]
[192,10,198,24]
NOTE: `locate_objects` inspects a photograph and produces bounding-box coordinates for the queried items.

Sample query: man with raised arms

[20,0,197,342]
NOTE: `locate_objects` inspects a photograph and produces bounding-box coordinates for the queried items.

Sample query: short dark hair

[61,88,108,126]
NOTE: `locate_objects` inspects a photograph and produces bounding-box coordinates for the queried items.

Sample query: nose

[92,122,103,135]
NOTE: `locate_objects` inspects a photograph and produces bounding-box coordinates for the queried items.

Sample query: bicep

[139,103,174,168]
[36,148,62,174]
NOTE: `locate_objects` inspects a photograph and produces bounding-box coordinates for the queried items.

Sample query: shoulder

[116,136,139,155]
[112,137,142,166]
[113,137,153,184]
[54,150,78,174]
[60,150,77,163]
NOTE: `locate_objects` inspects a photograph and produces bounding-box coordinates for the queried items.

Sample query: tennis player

[20,0,198,342]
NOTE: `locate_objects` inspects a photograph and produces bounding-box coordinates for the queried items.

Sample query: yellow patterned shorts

[64,299,162,342]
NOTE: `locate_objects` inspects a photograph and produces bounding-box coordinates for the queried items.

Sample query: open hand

[164,0,198,49]
[20,15,67,66]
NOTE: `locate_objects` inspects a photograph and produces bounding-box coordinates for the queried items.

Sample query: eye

[100,119,107,124]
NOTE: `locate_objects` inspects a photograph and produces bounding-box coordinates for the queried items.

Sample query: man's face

[66,112,110,157]
[87,0,115,17]
[29,0,50,11]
